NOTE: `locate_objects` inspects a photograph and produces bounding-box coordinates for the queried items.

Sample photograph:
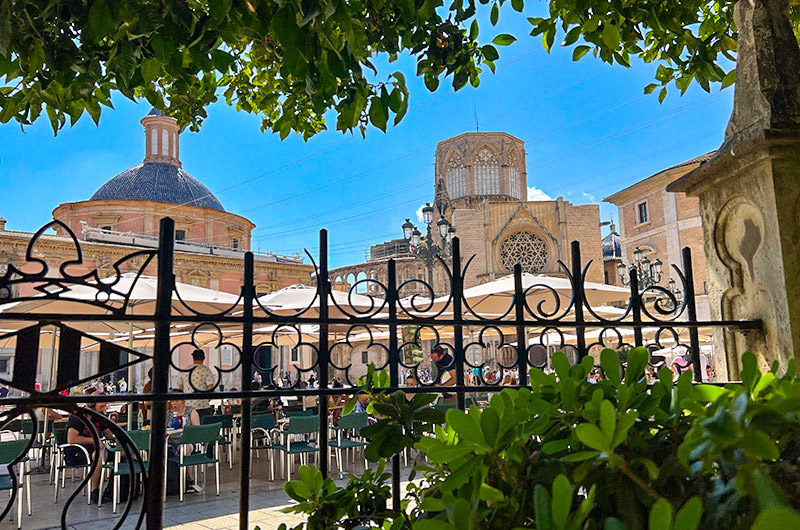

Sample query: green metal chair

[100,430,150,513]
[276,415,318,478]
[201,414,235,468]
[328,412,368,475]
[249,414,279,480]
[0,439,31,528]
[434,402,457,415]
[48,422,68,484]
[52,427,93,504]
[281,405,305,417]
[21,419,51,465]
[169,423,222,502]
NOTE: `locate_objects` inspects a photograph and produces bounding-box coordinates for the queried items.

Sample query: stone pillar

[668,0,800,379]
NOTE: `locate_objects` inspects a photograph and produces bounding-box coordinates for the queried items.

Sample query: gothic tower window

[445,152,466,199]
[474,148,500,195]
[499,231,548,273]
[507,152,522,199]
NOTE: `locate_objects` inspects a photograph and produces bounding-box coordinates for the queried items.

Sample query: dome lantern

[141,108,181,167]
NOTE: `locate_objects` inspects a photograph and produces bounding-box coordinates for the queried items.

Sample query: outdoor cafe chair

[48,422,68,484]
[276,415,318,478]
[99,429,150,513]
[328,412,367,476]
[52,427,93,504]
[169,423,222,502]
[249,413,279,480]
[0,439,32,528]
[21,418,52,465]
[201,414,235,469]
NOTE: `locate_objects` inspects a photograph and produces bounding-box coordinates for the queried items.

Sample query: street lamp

[618,247,663,290]
[401,206,455,293]
[667,277,684,305]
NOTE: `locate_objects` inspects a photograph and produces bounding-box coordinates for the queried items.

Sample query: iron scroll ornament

[0,220,156,315]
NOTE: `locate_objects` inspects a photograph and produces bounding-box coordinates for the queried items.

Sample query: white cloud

[581,192,597,203]
[416,205,425,222]
[527,186,553,201]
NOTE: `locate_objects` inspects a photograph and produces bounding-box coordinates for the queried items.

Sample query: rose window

[500,231,548,273]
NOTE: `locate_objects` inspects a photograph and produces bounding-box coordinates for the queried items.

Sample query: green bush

[277,349,800,530]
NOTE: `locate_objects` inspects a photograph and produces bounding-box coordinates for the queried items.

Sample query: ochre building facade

[604,152,714,321]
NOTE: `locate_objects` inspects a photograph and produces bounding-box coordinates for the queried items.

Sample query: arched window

[445,152,466,199]
[474,148,500,195]
[161,130,169,156]
[507,151,522,199]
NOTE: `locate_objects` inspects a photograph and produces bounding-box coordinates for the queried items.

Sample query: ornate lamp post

[401,202,455,293]
[616,247,663,290]
[667,277,684,305]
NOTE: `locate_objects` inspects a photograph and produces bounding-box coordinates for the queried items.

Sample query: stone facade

[667,0,800,379]
[331,132,604,297]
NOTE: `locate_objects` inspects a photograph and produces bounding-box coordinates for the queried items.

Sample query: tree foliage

[1,0,799,137]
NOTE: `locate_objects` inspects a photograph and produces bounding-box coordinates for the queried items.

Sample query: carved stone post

[669,0,800,378]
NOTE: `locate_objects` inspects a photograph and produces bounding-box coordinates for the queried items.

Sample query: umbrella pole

[127,322,134,430]
[35,326,59,473]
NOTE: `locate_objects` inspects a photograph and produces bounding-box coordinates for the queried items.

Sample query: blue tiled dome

[602,230,621,260]
[90,163,225,211]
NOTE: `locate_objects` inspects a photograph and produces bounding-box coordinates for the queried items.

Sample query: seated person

[253,385,283,416]
[404,373,417,401]
[65,388,115,503]
[167,394,202,493]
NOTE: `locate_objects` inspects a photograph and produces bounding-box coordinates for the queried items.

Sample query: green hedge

[275,349,800,530]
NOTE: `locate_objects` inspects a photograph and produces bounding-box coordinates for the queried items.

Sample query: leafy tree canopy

[0,0,798,137]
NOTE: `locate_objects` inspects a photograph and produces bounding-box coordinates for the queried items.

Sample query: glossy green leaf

[368,97,388,132]
[649,499,673,530]
[601,349,622,386]
[560,450,600,462]
[573,45,591,61]
[625,347,649,384]
[752,507,800,530]
[534,484,554,530]
[490,3,499,25]
[576,423,608,452]
[551,474,572,530]
[470,19,479,40]
[742,352,759,392]
[673,497,702,530]
[482,45,499,61]
[480,483,505,502]
[721,69,736,89]
[599,400,615,442]
[691,384,728,402]
[492,33,517,46]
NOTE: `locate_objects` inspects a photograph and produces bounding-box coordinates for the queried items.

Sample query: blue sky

[0,4,733,269]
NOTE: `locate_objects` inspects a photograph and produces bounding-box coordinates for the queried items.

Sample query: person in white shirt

[181,349,216,418]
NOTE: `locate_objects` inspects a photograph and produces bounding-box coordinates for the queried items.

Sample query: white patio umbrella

[420,273,629,318]
[0,274,242,427]
[254,284,387,319]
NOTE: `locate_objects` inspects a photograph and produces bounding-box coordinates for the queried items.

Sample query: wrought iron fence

[0,218,760,529]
